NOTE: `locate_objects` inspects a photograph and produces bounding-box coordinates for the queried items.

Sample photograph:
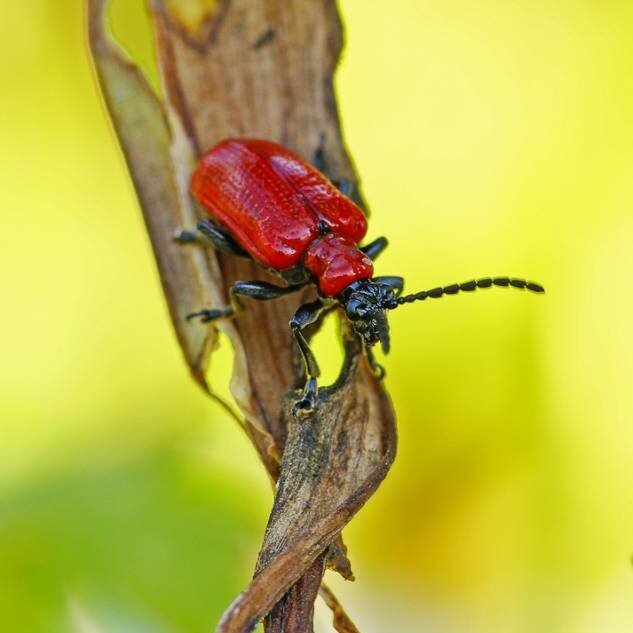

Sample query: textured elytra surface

[87,1,396,631]
[191,139,368,271]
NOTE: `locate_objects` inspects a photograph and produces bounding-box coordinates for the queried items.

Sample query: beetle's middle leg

[187,280,304,323]
[289,299,328,418]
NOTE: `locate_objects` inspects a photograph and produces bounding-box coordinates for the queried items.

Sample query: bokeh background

[2,1,633,632]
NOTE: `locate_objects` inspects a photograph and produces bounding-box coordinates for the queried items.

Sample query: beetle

[176,138,544,418]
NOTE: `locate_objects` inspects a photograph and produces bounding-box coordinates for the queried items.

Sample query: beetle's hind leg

[289,299,328,418]
[196,220,250,257]
[173,220,250,258]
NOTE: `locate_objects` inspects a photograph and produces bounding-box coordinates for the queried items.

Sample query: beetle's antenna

[384,277,544,309]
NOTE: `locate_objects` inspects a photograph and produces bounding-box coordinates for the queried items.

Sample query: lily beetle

[177,139,544,417]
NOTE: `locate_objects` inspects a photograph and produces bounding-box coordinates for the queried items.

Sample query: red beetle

[177,139,544,417]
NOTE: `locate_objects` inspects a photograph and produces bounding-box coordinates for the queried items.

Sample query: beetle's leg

[290,299,327,418]
[373,275,404,297]
[330,178,353,197]
[361,236,389,261]
[364,344,386,380]
[186,306,234,323]
[312,134,357,198]
[232,280,304,302]
[196,220,250,257]
[187,280,304,323]
[173,229,200,244]
[312,133,327,172]
[173,220,250,258]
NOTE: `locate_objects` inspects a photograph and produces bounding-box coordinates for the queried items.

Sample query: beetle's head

[340,275,546,355]
[340,280,396,353]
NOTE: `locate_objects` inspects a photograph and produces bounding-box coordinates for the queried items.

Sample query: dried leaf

[87,1,397,631]
[320,585,362,633]
[216,332,396,633]
[87,0,221,391]
[264,554,326,633]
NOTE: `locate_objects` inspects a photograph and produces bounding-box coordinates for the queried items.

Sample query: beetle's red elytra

[190,139,371,294]
[179,138,544,417]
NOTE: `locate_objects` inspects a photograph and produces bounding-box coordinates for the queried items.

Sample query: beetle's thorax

[304,234,374,297]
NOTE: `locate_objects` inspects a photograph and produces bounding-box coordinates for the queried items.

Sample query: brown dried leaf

[264,554,326,633]
[87,1,397,631]
[226,331,396,633]
[320,585,362,633]
[87,0,221,391]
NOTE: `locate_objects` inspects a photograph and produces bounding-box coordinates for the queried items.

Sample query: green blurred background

[2,1,633,631]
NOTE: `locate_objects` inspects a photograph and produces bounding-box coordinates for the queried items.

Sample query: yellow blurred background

[2,1,633,631]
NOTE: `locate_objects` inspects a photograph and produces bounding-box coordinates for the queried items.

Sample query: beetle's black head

[340,280,396,353]
[340,276,546,354]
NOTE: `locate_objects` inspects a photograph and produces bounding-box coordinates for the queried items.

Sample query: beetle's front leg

[290,299,327,418]
[364,344,386,380]
[374,275,404,296]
